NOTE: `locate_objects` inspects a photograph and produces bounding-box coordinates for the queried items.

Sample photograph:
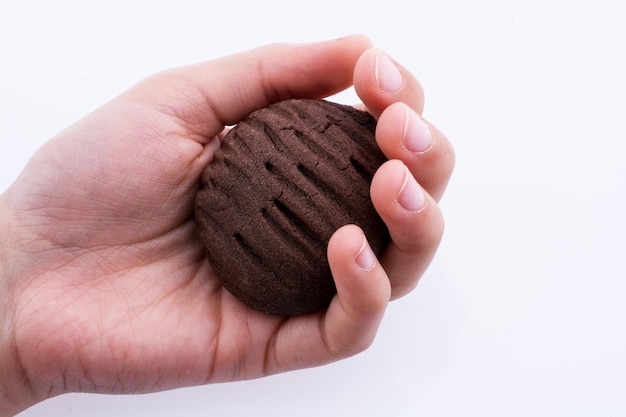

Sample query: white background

[2,0,625,416]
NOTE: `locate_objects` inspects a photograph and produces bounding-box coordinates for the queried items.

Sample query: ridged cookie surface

[194,99,389,315]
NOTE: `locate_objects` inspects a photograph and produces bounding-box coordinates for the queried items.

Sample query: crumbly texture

[194,99,389,315]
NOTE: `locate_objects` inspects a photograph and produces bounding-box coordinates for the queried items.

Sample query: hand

[0,35,454,415]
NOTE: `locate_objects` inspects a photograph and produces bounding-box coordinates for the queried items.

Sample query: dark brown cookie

[194,99,389,315]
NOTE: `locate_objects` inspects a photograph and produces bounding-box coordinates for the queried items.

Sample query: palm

[9,98,290,394]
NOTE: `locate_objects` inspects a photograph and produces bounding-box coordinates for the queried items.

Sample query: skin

[0,35,454,415]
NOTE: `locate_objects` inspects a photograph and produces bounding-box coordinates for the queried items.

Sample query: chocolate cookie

[194,99,389,315]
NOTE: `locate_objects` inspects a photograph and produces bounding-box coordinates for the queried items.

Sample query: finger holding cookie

[353,49,455,201]
[375,103,454,202]
[370,159,445,299]
[351,49,454,298]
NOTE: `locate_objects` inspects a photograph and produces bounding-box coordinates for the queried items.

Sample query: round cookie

[194,99,389,315]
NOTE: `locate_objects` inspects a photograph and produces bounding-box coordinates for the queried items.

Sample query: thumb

[123,35,373,140]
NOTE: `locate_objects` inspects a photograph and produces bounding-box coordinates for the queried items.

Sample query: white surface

[2,0,625,416]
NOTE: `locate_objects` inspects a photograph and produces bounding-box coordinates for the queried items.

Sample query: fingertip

[327,224,367,276]
[353,49,424,117]
[332,33,373,51]
[353,49,379,111]
[354,234,376,272]
[376,102,455,202]
[327,225,390,315]
[371,159,408,212]
[375,102,407,158]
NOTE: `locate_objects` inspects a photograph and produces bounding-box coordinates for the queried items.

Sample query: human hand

[0,35,454,415]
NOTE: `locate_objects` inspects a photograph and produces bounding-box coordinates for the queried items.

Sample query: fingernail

[375,51,403,92]
[404,107,432,153]
[397,167,426,212]
[355,235,376,271]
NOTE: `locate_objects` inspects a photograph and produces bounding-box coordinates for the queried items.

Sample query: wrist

[0,196,37,416]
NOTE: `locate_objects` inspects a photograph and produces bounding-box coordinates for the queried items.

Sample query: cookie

[194,99,389,315]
